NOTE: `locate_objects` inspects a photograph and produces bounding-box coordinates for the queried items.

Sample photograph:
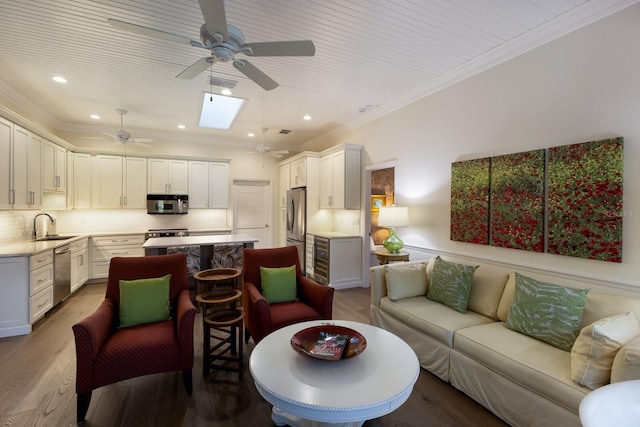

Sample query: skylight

[199,92,246,130]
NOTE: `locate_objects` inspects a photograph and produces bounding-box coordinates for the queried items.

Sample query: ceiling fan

[248,128,289,166]
[104,108,153,147]
[108,0,315,91]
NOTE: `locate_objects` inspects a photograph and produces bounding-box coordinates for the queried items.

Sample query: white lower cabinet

[29,250,54,324]
[0,257,30,338]
[305,234,314,278]
[327,237,363,289]
[90,234,145,279]
[70,238,89,293]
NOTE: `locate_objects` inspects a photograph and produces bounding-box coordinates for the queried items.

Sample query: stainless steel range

[144,228,190,239]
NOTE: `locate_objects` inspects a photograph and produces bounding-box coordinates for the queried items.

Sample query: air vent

[279,129,291,134]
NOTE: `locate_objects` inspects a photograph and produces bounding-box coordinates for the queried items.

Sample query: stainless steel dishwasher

[53,244,71,306]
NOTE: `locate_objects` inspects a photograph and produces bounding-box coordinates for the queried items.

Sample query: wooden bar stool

[194,268,244,379]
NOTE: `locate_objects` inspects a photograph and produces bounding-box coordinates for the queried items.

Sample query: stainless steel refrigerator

[286,187,306,274]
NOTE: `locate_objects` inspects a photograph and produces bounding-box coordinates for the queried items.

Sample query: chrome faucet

[33,213,56,240]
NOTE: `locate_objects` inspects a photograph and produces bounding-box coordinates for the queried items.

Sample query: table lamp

[378,206,409,253]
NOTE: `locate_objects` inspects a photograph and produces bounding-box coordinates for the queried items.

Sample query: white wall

[325,4,640,287]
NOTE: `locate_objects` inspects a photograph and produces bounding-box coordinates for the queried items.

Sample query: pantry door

[232,179,272,248]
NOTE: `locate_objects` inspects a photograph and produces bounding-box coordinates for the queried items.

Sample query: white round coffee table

[249,320,420,427]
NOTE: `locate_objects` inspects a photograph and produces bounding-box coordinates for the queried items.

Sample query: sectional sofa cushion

[379,296,494,347]
[454,322,588,412]
[384,262,428,301]
[611,335,640,383]
[581,293,640,328]
[571,312,640,389]
[505,272,588,351]
[467,266,509,320]
[427,256,478,313]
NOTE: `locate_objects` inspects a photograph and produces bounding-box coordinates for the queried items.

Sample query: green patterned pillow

[505,273,588,351]
[426,256,478,313]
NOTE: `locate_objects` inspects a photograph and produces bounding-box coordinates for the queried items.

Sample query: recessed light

[90,114,100,120]
[303,114,311,120]
[248,132,255,137]
[52,76,67,84]
[177,124,186,129]
[221,88,232,96]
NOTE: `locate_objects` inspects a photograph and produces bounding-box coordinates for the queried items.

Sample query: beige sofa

[370,255,640,427]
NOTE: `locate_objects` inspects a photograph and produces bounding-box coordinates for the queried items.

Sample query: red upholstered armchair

[72,253,195,423]
[242,246,335,344]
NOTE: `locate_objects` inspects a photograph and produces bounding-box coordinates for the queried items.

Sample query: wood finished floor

[0,283,508,427]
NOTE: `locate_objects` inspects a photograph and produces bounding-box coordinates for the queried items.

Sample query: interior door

[232,179,272,249]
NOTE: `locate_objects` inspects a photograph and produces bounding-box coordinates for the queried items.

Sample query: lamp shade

[378,206,409,228]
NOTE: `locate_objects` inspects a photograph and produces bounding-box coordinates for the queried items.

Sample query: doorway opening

[231,179,273,248]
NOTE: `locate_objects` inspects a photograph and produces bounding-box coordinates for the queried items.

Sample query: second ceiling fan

[108,0,315,91]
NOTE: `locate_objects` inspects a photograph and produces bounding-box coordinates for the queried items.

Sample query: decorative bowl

[290,324,367,361]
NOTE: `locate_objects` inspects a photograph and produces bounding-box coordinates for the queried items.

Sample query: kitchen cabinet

[0,257,30,338]
[73,153,92,209]
[66,150,74,208]
[29,250,54,323]
[148,158,188,194]
[0,119,41,209]
[94,155,147,209]
[316,235,362,289]
[42,140,66,193]
[0,117,11,209]
[90,234,145,279]
[188,160,229,208]
[278,163,290,208]
[70,238,89,293]
[305,233,314,278]
[319,144,361,209]
[290,157,307,188]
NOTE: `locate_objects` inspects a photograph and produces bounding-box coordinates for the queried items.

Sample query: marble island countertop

[142,234,258,249]
[311,231,361,239]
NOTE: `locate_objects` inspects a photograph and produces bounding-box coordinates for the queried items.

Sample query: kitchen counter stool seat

[195,268,244,379]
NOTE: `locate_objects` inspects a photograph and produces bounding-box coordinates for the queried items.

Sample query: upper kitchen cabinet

[42,140,66,193]
[319,144,362,209]
[188,160,229,208]
[73,153,91,209]
[278,163,290,209]
[94,155,147,209]
[290,157,307,188]
[0,118,42,209]
[148,158,188,194]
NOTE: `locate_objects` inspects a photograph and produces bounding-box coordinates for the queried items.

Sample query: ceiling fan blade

[107,18,200,47]
[243,40,315,57]
[233,59,278,91]
[198,0,228,40]
[130,140,152,147]
[176,57,214,79]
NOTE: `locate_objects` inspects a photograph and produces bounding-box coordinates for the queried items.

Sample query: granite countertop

[0,235,90,257]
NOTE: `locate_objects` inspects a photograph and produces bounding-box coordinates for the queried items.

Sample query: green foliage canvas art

[451,158,490,244]
[490,150,545,252]
[547,137,623,262]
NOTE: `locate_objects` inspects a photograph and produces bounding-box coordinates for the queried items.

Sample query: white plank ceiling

[0,0,637,153]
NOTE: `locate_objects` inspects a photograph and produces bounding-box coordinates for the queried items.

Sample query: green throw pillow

[119,274,171,328]
[426,256,478,313]
[260,265,298,304]
[505,272,588,351]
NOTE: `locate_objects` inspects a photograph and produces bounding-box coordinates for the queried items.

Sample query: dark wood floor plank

[0,282,508,426]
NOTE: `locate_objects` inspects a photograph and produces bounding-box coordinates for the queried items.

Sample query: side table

[374,249,410,265]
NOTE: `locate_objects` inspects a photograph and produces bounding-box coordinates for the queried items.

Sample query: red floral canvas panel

[547,137,623,263]
[450,158,490,245]
[490,150,545,252]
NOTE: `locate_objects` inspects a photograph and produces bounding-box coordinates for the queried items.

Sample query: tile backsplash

[0,209,229,242]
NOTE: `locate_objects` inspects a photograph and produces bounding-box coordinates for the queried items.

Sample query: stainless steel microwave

[146,194,188,214]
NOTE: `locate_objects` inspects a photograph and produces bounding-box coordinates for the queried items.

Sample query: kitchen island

[143,234,259,270]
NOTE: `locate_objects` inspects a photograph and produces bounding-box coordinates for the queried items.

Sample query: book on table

[309,331,348,360]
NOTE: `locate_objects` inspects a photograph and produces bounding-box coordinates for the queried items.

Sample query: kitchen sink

[34,235,77,241]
